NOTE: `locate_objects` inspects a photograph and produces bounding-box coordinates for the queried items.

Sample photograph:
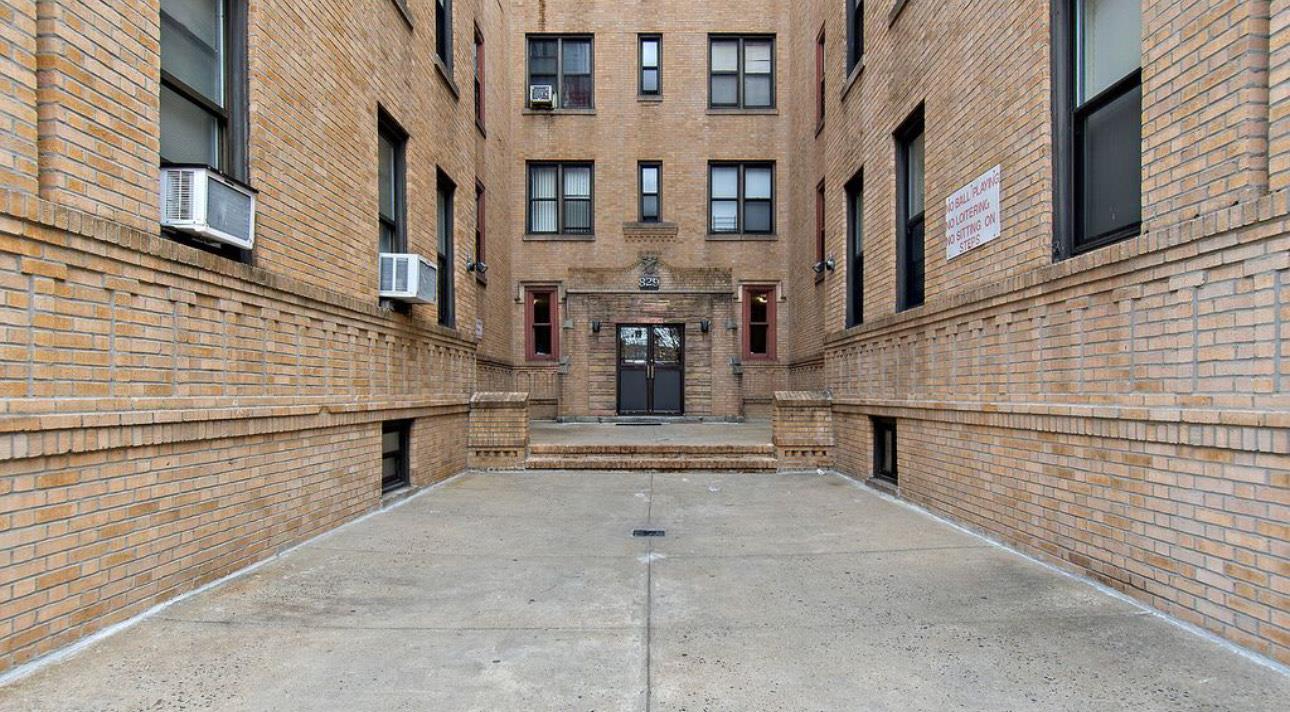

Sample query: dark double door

[617,325,684,415]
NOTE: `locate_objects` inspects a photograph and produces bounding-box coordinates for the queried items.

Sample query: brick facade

[0,0,1287,675]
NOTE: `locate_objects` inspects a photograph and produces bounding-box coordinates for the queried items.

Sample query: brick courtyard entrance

[526,420,777,471]
[2,469,1285,711]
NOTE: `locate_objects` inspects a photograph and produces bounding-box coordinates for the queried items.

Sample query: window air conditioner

[379,253,438,303]
[160,166,256,250]
[529,84,556,109]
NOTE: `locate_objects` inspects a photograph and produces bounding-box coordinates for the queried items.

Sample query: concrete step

[524,454,779,472]
[528,443,775,456]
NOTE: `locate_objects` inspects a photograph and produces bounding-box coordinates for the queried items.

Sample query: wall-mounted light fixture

[466,258,488,274]
[699,319,710,334]
[591,320,602,334]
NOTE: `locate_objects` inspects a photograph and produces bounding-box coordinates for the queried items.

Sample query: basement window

[872,417,897,484]
[381,420,411,492]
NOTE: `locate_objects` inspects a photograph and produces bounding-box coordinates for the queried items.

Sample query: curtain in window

[744,166,772,232]
[711,166,739,232]
[744,40,772,107]
[530,166,558,232]
[562,40,592,108]
[562,166,592,232]
[711,40,739,105]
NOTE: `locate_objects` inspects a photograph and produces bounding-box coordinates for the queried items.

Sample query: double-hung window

[473,27,485,129]
[710,163,773,235]
[846,1,865,73]
[528,36,593,109]
[1060,0,1142,255]
[896,108,925,311]
[640,35,661,96]
[815,181,826,269]
[160,0,247,178]
[709,36,774,109]
[640,162,661,222]
[528,163,594,235]
[846,171,865,326]
[436,0,452,71]
[526,288,559,361]
[437,170,456,327]
[815,29,826,125]
[742,286,777,361]
[377,115,407,256]
[474,182,486,279]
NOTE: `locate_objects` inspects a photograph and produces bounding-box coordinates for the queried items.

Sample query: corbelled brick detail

[468,392,529,470]
[772,390,834,470]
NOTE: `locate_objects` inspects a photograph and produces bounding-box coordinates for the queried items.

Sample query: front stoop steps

[524,443,778,471]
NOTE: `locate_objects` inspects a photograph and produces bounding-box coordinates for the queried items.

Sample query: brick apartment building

[0,0,1287,674]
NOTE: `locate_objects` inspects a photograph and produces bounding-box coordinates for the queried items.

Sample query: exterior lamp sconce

[699,319,710,334]
[466,258,488,274]
[591,320,602,334]
[812,258,837,274]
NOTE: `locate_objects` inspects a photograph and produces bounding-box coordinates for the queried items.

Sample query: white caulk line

[0,470,472,688]
[830,470,1290,678]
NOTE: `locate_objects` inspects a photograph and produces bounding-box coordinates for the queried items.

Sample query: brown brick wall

[0,1,38,195]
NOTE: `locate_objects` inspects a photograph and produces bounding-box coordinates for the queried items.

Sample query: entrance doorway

[617,324,684,415]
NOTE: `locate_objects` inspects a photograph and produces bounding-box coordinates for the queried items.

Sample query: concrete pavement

[2,469,1286,711]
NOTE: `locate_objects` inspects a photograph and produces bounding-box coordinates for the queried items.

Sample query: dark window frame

[742,285,778,361]
[435,0,452,71]
[526,161,595,236]
[381,420,411,493]
[845,169,865,327]
[525,287,560,362]
[872,417,897,484]
[377,111,408,255]
[474,181,486,284]
[436,169,456,327]
[473,25,485,131]
[815,27,826,127]
[708,161,775,235]
[526,34,595,110]
[639,34,661,96]
[846,0,865,74]
[707,34,776,110]
[1053,0,1143,259]
[895,106,925,311]
[815,179,827,268]
[639,161,661,222]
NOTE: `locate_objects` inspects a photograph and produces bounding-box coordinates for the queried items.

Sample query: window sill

[706,108,778,116]
[523,107,596,116]
[526,357,560,364]
[707,233,777,241]
[888,0,911,26]
[815,119,825,139]
[474,271,488,286]
[524,233,595,241]
[388,0,414,28]
[475,119,486,139]
[840,59,864,102]
[814,269,826,285]
[638,94,663,103]
[742,356,778,364]
[432,56,460,100]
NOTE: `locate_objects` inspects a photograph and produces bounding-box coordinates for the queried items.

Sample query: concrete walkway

[2,470,1286,711]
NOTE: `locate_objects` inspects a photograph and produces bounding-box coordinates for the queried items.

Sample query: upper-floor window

[437,170,456,327]
[640,35,661,96]
[896,108,925,311]
[528,36,593,109]
[742,286,777,361]
[815,181,826,268]
[160,0,247,179]
[815,29,826,126]
[710,162,774,235]
[474,182,486,281]
[846,170,865,326]
[473,27,485,129]
[1063,0,1142,255]
[847,1,865,73]
[640,162,661,222]
[528,163,594,235]
[377,114,407,255]
[436,0,452,71]
[709,36,774,109]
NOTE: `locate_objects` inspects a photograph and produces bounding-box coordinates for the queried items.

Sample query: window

[846,171,864,327]
[528,36,593,109]
[815,181,826,268]
[815,29,826,125]
[527,163,593,235]
[709,36,774,109]
[526,288,559,361]
[435,0,452,71]
[377,114,407,255]
[1057,0,1142,256]
[710,163,774,235]
[160,0,248,179]
[847,1,865,73]
[474,182,486,280]
[640,35,661,96]
[473,27,485,129]
[437,171,455,327]
[381,420,410,492]
[640,162,661,222]
[896,108,925,310]
[872,417,896,484]
[742,286,777,361]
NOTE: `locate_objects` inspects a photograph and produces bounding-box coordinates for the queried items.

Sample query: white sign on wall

[945,164,1001,260]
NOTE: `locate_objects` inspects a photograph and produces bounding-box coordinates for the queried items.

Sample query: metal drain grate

[632,529,666,537]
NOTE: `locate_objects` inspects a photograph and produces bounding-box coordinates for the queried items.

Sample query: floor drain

[633,529,666,537]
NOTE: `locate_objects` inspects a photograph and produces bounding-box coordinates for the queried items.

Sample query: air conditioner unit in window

[160,166,256,250]
[379,253,438,304]
[529,84,555,109]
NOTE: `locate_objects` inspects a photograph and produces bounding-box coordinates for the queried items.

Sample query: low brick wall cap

[773,390,832,405]
[470,391,530,406]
